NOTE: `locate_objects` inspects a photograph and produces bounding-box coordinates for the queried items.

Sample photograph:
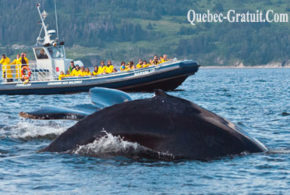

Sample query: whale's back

[43,91,267,160]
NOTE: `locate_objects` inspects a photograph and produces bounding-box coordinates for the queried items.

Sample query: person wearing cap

[0,54,12,82]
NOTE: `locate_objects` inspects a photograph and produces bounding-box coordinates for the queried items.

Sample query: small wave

[267,149,290,154]
[73,132,175,161]
[1,121,67,140]
[254,79,267,82]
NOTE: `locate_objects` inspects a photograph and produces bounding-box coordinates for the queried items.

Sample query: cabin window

[48,46,64,58]
[35,48,49,59]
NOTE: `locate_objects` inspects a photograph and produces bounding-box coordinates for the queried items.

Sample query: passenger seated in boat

[136,59,143,69]
[125,62,131,71]
[142,60,150,68]
[120,61,126,71]
[152,55,159,65]
[129,61,135,70]
[92,66,99,76]
[0,54,12,82]
[83,67,91,76]
[37,49,48,59]
[70,65,82,76]
[162,54,168,63]
[105,60,116,74]
[68,61,75,74]
[98,61,106,75]
[149,59,153,65]
[80,66,86,76]
[58,71,65,80]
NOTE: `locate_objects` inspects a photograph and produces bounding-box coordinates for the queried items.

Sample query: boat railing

[0,58,182,84]
[0,63,57,84]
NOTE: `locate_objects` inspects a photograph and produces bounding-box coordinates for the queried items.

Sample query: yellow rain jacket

[125,65,131,71]
[0,57,12,79]
[18,57,29,67]
[92,71,98,76]
[142,63,150,68]
[136,63,142,69]
[98,66,105,75]
[82,71,91,76]
[58,74,66,80]
[11,58,21,79]
[105,65,115,74]
[70,69,82,77]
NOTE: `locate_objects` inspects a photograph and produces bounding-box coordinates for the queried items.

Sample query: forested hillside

[0,0,289,66]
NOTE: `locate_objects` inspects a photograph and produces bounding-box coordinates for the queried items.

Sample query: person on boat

[129,61,135,70]
[80,66,86,76]
[18,53,30,81]
[19,53,29,68]
[0,54,12,82]
[84,67,91,76]
[58,71,66,80]
[92,66,99,76]
[10,54,21,80]
[105,60,116,74]
[161,54,168,63]
[152,55,159,65]
[124,62,131,71]
[37,49,48,59]
[68,61,75,74]
[142,60,150,68]
[70,65,82,76]
[120,61,126,71]
[136,59,143,69]
[98,61,106,75]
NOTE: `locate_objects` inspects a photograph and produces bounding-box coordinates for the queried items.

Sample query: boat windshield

[35,48,49,59]
[47,46,65,58]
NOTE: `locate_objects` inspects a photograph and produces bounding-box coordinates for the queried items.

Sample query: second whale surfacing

[41,89,267,161]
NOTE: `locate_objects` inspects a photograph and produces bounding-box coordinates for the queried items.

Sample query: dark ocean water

[0,68,289,194]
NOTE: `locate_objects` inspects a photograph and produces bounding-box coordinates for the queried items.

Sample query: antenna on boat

[36,3,57,46]
[54,0,59,40]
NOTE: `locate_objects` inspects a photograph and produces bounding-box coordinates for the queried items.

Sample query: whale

[20,87,132,120]
[40,89,267,161]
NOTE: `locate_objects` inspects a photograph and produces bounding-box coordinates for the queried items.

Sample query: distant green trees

[0,0,289,65]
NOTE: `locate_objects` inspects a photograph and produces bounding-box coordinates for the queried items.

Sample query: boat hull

[0,60,199,95]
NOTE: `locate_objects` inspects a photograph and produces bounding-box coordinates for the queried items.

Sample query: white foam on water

[73,131,175,160]
[3,121,67,140]
[73,131,141,157]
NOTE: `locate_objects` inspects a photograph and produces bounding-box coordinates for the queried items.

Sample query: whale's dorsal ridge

[154,89,168,97]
